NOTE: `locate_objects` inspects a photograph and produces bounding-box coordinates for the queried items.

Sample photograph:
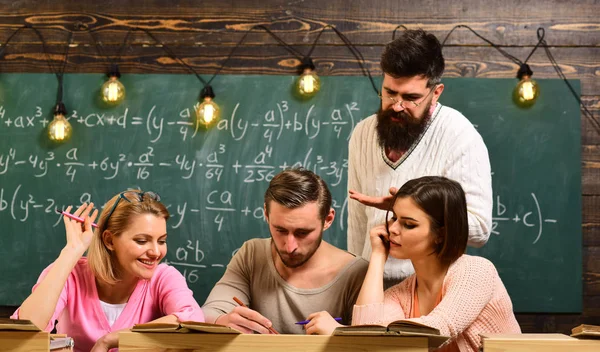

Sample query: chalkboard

[0,74,581,313]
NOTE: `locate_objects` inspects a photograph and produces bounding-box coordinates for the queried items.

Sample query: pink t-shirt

[12,258,204,352]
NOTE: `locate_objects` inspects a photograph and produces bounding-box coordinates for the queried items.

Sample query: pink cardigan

[12,258,204,352]
[352,255,521,352]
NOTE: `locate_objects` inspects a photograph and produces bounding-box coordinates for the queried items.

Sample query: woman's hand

[90,331,119,352]
[63,203,98,256]
[369,224,390,259]
[304,311,342,335]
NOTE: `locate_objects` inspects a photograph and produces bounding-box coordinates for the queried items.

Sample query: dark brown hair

[387,176,468,265]
[381,29,445,87]
[264,168,332,222]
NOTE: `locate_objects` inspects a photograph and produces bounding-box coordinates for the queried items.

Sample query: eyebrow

[400,216,419,222]
[273,225,316,232]
[134,233,168,238]
[383,86,424,98]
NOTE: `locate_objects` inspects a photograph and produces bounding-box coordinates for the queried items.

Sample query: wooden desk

[119,332,430,352]
[0,331,49,352]
[482,333,600,352]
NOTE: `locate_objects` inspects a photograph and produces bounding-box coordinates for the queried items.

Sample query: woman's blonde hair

[87,190,169,285]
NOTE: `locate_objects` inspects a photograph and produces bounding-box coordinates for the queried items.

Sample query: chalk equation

[0,146,346,187]
[0,101,360,143]
[161,240,233,283]
[0,184,349,232]
[492,194,558,244]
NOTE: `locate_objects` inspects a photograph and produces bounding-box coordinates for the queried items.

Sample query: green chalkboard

[0,74,581,313]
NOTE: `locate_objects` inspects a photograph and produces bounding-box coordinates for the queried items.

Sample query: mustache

[378,108,421,125]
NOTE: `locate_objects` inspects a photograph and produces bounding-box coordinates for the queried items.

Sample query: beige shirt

[202,238,369,334]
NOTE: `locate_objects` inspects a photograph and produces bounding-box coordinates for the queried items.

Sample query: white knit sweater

[347,103,493,281]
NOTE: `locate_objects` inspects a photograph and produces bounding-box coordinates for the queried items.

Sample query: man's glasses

[378,85,437,109]
[104,191,161,223]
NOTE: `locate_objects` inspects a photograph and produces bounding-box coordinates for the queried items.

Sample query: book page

[180,321,242,334]
[387,320,440,335]
[131,322,181,332]
[332,325,388,336]
[0,318,41,331]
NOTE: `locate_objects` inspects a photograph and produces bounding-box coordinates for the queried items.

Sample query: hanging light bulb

[195,85,220,128]
[47,102,72,142]
[296,57,320,99]
[101,64,126,106]
[513,64,539,108]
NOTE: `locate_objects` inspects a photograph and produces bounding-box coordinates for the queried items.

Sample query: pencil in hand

[232,296,279,334]
[56,209,98,228]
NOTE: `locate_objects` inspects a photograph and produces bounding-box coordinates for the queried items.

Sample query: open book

[571,324,600,339]
[333,320,449,348]
[132,321,241,334]
[0,318,41,331]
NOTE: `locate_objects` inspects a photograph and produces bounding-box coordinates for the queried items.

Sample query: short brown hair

[264,168,332,222]
[87,190,170,284]
[388,176,468,265]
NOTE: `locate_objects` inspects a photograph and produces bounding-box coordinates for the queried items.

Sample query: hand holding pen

[56,208,98,228]
[302,311,344,335]
[232,297,279,334]
[61,203,98,255]
[214,297,278,334]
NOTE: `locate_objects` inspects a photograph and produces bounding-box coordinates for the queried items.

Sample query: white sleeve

[347,127,368,256]
[444,127,493,247]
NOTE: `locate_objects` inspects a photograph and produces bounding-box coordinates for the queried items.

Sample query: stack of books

[0,318,73,351]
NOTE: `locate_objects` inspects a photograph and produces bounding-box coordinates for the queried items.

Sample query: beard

[272,231,323,269]
[376,101,432,152]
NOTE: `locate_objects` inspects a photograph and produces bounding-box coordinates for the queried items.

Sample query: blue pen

[295,317,342,325]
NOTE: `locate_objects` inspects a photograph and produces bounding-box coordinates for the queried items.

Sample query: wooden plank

[516,295,600,333]
[0,0,597,45]
[581,96,600,146]
[118,332,429,352]
[0,45,597,95]
[583,224,600,247]
[583,161,600,196]
[584,246,600,296]
[0,331,48,352]
[583,196,600,223]
[482,334,600,352]
[0,306,15,318]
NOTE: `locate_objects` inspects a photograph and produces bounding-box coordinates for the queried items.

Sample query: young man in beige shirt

[202,168,368,335]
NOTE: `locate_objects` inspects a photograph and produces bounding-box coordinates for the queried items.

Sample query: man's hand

[215,306,275,334]
[349,187,397,211]
[303,311,343,335]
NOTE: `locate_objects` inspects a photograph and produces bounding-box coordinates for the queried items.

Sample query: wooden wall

[0,0,598,332]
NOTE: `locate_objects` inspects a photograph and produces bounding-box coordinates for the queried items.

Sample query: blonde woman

[13,190,204,352]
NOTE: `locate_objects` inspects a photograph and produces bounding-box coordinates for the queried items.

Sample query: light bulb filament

[107,82,119,102]
[303,75,314,93]
[203,104,215,123]
[521,81,534,100]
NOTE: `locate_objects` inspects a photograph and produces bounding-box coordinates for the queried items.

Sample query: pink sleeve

[352,282,408,325]
[153,265,204,322]
[11,263,69,332]
[407,256,496,337]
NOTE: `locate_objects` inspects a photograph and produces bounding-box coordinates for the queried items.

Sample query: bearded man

[347,29,493,286]
[203,168,368,335]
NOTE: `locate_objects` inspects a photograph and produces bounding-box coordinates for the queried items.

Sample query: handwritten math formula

[0,98,563,287]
